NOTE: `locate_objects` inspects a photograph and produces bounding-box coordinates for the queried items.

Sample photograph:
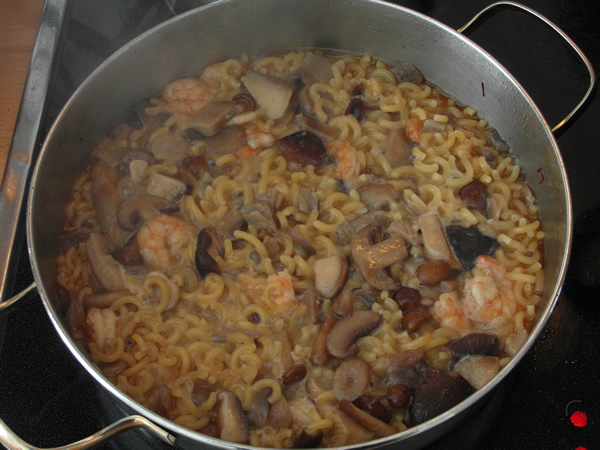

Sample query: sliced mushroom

[309,316,336,366]
[92,144,123,168]
[241,203,277,234]
[418,212,461,270]
[111,240,144,266]
[415,260,453,287]
[326,409,373,447]
[293,114,339,141]
[59,229,91,253]
[149,134,188,163]
[355,394,392,422]
[293,428,323,448]
[423,118,446,133]
[445,225,500,270]
[274,130,329,167]
[453,355,500,389]
[357,183,400,211]
[188,100,238,136]
[282,364,308,385]
[409,368,475,426]
[330,288,354,319]
[350,225,408,290]
[327,310,382,359]
[280,227,315,255]
[336,211,387,246]
[205,124,247,157]
[217,391,249,444]
[297,187,319,214]
[382,127,413,168]
[117,194,178,231]
[447,333,500,362]
[215,208,247,241]
[333,359,371,401]
[338,400,398,438]
[195,229,220,278]
[372,349,424,389]
[314,255,349,299]
[83,290,129,309]
[299,54,333,86]
[241,71,294,119]
[86,233,129,292]
[90,164,132,250]
[147,173,187,202]
[390,62,424,84]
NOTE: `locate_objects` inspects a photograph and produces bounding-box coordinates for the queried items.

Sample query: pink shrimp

[327,140,361,181]
[406,116,423,144]
[161,78,215,116]
[264,270,296,314]
[199,62,229,91]
[432,291,473,336]
[86,307,119,352]
[137,214,195,270]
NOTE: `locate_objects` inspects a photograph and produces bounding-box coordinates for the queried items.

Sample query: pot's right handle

[0,415,176,450]
[458,1,597,133]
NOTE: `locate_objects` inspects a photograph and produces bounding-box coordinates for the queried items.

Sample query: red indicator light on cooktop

[570,410,588,428]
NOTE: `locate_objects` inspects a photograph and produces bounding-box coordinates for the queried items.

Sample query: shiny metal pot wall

[19,0,593,448]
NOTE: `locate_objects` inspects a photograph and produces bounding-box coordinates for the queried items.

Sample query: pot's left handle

[0,0,68,311]
[458,1,596,133]
[0,415,176,450]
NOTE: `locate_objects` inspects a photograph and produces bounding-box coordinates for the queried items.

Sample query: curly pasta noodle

[56,51,544,448]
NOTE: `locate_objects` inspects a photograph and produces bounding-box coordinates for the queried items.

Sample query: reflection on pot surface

[56,51,544,447]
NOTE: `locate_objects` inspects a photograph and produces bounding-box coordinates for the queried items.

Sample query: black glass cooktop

[1,1,598,449]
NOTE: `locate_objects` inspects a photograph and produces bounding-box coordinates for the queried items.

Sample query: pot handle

[0,415,176,449]
[458,1,597,133]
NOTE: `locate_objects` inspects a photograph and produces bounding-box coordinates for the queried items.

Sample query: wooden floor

[0,0,45,185]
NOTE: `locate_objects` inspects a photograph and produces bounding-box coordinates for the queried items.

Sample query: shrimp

[406,116,423,144]
[86,307,118,352]
[432,291,473,336]
[137,214,195,270]
[199,62,229,91]
[462,255,518,330]
[161,78,215,116]
[327,140,361,181]
[247,130,276,150]
[264,270,296,314]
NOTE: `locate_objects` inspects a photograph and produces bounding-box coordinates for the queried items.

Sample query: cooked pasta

[57,51,544,447]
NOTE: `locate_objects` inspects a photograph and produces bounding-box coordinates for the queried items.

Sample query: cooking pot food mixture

[56,51,544,447]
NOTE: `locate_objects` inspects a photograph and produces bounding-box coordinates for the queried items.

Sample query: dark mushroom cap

[327,310,382,359]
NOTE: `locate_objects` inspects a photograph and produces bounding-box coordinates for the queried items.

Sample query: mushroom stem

[338,400,398,438]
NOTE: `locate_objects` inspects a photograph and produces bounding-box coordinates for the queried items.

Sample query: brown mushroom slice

[297,187,319,214]
[446,333,500,362]
[309,316,336,366]
[274,130,329,167]
[293,114,339,141]
[338,400,398,438]
[418,212,461,270]
[333,359,371,401]
[90,164,132,250]
[390,62,424,84]
[382,127,413,168]
[117,194,178,231]
[409,368,475,426]
[327,310,382,359]
[453,355,500,389]
[217,391,249,444]
[350,225,408,291]
[59,229,91,253]
[336,211,386,246]
[205,125,247,157]
[188,100,238,136]
[372,349,424,389]
[86,233,129,292]
[149,134,188,163]
[241,71,294,119]
[215,208,247,241]
[445,225,500,270]
[293,428,323,448]
[357,183,400,211]
[241,203,277,234]
[330,288,354,319]
[147,173,187,202]
[314,255,349,299]
[299,54,334,86]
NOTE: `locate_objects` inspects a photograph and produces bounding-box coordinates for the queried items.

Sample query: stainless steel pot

[0,1,595,448]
